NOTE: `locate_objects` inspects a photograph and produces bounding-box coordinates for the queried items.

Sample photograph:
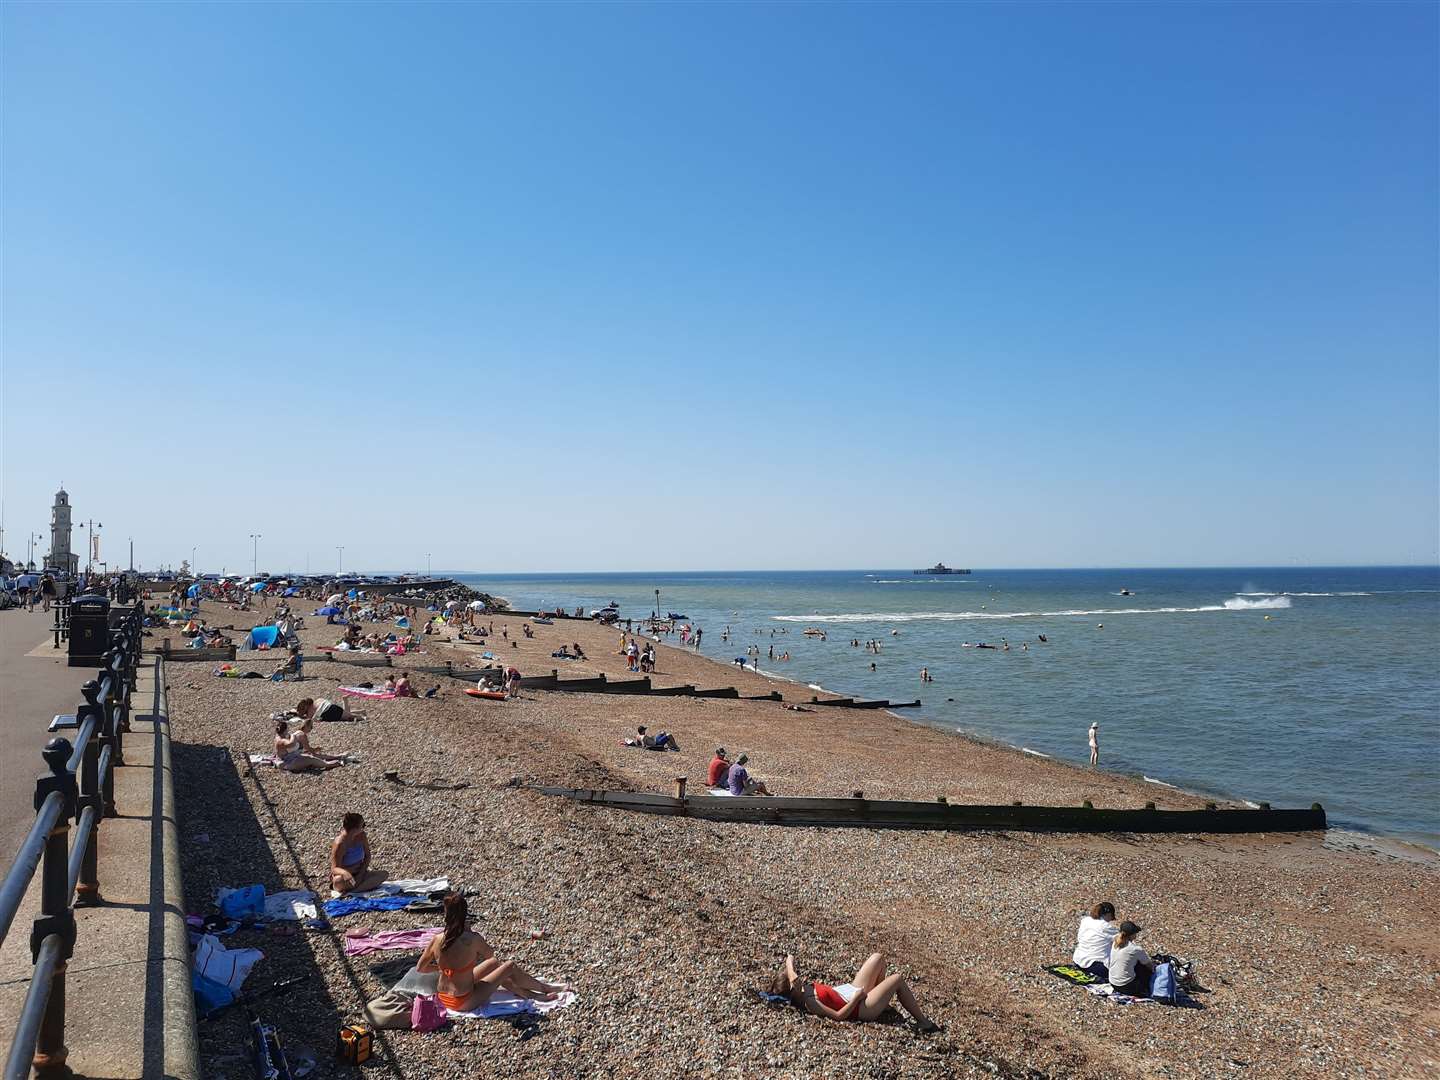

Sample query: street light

[29,532,43,570]
[249,534,261,575]
[83,520,102,572]
[426,553,432,577]
[192,546,198,574]
[336,545,344,575]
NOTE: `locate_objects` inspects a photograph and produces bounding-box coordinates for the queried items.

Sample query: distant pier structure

[49,486,79,573]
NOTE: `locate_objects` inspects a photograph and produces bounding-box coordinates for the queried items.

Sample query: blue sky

[2,2,1436,573]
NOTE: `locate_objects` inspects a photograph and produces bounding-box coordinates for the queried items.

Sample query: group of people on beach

[1072,901,1156,997]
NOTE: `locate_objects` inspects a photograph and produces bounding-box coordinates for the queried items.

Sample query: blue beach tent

[245,625,282,650]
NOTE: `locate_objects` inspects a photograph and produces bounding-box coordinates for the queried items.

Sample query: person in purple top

[727,754,772,797]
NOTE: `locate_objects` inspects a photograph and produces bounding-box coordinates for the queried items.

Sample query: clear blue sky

[2,2,1436,573]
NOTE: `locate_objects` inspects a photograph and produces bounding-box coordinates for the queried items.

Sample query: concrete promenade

[0,609,198,1079]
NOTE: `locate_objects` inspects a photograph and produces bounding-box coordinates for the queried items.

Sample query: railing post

[32,739,77,1078]
[75,714,102,905]
[83,681,118,819]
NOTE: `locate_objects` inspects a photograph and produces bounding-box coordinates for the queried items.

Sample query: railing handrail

[0,599,142,1079]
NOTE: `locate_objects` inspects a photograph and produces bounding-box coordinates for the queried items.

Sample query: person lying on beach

[727,754,771,796]
[1108,921,1152,996]
[625,725,680,752]
[768,953,940,1032]
[1072,901,1118,979]
[273,718,342,772]
[331,812,388,894]
[417,893,565,1011]
[707,748,732,788]
[294,695,366,723]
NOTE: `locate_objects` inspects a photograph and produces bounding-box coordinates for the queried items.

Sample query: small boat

[465,688,507,700]
[532,617,554,625]
[802,628,826,637]
[667,612,688,620]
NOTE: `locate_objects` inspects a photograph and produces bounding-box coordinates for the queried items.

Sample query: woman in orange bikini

[417,894,564,1012]
[768,952,941,1032]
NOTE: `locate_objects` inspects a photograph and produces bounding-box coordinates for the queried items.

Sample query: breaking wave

[774,596,1291,623]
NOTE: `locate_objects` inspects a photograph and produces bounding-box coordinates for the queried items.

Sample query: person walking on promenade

[1088,722,1100,766]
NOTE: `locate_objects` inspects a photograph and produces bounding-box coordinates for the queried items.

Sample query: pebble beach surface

[163,602,1439,1080]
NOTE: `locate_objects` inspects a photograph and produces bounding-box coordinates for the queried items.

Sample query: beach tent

[283,587,298,596]
[315,606,341,617]
[250,581,267,593]
[186,584,201,599]
[346,589,359,601]
[327,594,343,605]
[244,625,282,650]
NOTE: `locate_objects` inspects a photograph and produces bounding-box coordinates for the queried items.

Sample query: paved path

[0,606,82,859]
[0,624,200,1078]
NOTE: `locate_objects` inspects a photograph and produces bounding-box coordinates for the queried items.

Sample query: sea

[453,567,1440,849]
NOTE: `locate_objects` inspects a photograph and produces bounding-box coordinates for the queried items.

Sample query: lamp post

[336,546,344,575]
[29,532,43,570]
[426,553,432,577]
[83,520,102,573]
[249,534,261,576]
[655,588,660,620]
[192,546,197,574]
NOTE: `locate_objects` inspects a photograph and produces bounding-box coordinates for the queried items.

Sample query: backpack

[411,994,446,1031]
[1149,961,1176,1005]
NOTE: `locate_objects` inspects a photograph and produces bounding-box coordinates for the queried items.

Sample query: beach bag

[411,994,446,1031]
[1150,961,1177,1005]
[364,990,414,1030]
[216,884,265,918]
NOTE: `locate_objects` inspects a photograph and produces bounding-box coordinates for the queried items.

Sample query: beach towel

[323,878,450,917]
[343,927,443,957]
[1044,963,1100,986]
[389,967,576,1019]
[264,890,319,921]
[340,687,397,700]
[217,885,265,918]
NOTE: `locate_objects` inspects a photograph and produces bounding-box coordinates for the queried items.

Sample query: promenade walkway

[0,610,197,1080]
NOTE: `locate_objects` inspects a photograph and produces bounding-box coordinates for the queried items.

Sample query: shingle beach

[164,602,1439,1080]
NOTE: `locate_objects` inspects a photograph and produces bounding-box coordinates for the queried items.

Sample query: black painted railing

[0,601,142,1080]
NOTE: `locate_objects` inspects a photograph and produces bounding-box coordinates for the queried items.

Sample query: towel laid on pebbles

[389,966,577,1019]
[343,927,442,957]
[323,878,450,917]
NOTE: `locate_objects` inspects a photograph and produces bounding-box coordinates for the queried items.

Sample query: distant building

[48,487,79,574]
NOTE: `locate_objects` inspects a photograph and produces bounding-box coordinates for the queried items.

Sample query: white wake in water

[774,595,1292,623]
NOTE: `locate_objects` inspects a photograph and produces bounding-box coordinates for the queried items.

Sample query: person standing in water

[1088,722,1100,766]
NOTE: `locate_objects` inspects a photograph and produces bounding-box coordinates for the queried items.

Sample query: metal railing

[0,601,142,1080]
[49,600,71,650]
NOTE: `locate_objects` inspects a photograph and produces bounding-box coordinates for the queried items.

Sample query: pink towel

[342,927,443,957]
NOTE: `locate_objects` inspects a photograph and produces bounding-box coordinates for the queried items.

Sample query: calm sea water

[454,568,1440,848]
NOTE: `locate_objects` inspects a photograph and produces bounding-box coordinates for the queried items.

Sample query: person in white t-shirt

[1108,921,1153,997]
[1088,722,1100,766]
[1071,901,1119,978]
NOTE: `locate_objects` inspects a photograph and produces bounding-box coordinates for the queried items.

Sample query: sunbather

[626,725,680,752]
[769,953,940,1031]
[330,812,388,894]
[294,695,366,723]
[273,718,341,772]
[290,714,345,764]
[417,893,564,1011]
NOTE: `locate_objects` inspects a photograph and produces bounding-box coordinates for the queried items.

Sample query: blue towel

[323,893,425,917]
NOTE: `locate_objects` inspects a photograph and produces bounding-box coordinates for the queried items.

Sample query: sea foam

[774,595,1291,623]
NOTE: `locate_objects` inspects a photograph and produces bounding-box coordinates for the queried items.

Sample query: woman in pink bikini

[768,952,941,1032]
[417,894,564,1012]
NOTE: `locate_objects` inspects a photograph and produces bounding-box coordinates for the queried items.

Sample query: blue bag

[1150,961,1176,1005]
[192,970,235,1014]
[217,884,265,918]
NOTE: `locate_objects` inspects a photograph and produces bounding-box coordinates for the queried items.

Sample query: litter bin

[68,593,111,667]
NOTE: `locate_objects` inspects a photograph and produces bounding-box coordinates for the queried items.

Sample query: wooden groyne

[535,787,1329,835]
